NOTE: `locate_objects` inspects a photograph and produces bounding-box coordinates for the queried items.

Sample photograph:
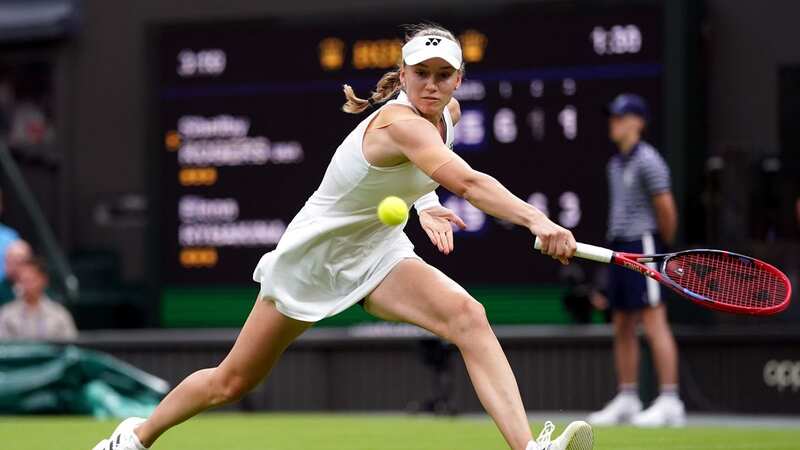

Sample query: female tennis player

[93,23,590,450]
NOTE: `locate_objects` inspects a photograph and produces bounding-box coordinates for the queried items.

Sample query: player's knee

[613,317,637,338]
[642,319,672,342]
[210,369,252,406]
[445,297,489,344]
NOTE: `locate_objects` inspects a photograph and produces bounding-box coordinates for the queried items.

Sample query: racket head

[661,250,792,315]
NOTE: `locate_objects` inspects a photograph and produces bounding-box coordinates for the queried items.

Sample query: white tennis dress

[252,92,454,321]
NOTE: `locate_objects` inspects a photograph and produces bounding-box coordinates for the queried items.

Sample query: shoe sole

[587,407,642,426]
[563,421,594,450]
[632,414,687,428]
[587,413,639,426]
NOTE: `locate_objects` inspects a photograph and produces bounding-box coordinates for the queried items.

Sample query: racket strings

[665,252,788,309]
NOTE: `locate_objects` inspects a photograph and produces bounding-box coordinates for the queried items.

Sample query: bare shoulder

[371,104,424,128]
[371,105,436,143]
[381,114,439,147]
[447,98,461,125]
[363,104,437,167]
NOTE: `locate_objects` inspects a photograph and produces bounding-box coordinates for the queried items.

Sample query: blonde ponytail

[342,69,402,114]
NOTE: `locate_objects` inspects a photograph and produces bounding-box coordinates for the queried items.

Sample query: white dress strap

[442,102,454,149]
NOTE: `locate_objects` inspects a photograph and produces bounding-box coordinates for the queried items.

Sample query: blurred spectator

[0,239,32,303]
[0,191,21,281]
[8,100,54,148]
[2,62,55,150]
[0,256,77,340]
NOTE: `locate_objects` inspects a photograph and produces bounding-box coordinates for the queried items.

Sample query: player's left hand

[419,206,466,255]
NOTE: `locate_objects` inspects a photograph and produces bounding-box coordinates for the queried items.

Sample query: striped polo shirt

[606,140,671,241]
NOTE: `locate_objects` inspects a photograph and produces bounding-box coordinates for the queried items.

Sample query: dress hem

[257,253,422,322]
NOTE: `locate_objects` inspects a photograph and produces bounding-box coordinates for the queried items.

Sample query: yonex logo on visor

[402,35,462,69]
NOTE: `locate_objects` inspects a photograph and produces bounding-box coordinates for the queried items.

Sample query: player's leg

[97,298,312,449]
[364,259,591,450]
[611,239,649,392]
[633,303,685,427]
[364,259,530,449]
[588,253,643,426]
[587,310,641,425]
[631,231,685,427]
[636,232,678,388]
[613,310,640,386]
[640,304,677,386]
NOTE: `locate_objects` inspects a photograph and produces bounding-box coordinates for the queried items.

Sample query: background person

[0,256,77,340]
[587,93,685,428]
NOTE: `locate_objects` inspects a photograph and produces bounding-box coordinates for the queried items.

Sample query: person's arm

[55,305,78,340]
[640,151,677,246]
[0,305,15,339]
[652,192,678,246]
[0,310,8,339]
[385,117,575,262]
[412,95,462,221]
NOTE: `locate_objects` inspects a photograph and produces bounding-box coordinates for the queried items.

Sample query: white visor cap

[402,35,462,69]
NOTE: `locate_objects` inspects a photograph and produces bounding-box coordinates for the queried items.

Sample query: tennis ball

[377,196,408,226]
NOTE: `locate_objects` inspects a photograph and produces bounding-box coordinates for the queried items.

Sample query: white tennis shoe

[631,395,686,428]
[587,393,642,425]
[92,417,148,450]
[527,420,594,450]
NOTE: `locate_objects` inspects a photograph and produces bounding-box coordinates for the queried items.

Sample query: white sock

[619,383,638,398]
[131,428,148,450]
[526,440,540,450]
[659,384,679,398]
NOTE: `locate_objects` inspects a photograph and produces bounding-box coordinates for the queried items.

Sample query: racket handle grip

[534,237,614,263]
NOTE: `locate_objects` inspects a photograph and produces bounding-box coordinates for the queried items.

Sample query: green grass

[2,413,799,450]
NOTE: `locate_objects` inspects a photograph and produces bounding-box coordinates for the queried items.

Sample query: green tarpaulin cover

[0,343,168,417]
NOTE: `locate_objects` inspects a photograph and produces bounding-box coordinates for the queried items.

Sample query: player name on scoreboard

[167,114,304,268]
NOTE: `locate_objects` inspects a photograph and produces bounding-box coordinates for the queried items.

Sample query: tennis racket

[534,237,792,315]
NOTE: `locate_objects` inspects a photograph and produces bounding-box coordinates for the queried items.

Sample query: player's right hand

[530,221,577,265]
[419,206,466,255]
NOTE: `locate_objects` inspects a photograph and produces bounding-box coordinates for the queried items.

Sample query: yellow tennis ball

[377,196,408,226]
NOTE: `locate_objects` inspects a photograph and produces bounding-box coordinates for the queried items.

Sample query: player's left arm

[652,191,677,246]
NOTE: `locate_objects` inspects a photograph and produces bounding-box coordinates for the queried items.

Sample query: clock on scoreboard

[152,6,663,298]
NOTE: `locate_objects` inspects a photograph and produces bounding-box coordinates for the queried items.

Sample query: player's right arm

[642,151,677,246]
[384,116,576,263]
[652,192,677,245]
